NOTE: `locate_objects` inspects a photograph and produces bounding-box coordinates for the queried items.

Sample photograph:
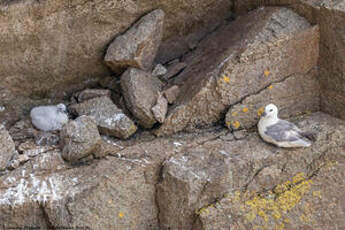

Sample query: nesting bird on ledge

[258,104,316,148]
[30,103,69,131]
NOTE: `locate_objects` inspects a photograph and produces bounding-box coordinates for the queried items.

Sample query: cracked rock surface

[0,112,344,229]
[156,7,319,136]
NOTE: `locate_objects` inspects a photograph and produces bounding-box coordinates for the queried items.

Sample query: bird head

[262,104,278,119]
[56,103,67,113]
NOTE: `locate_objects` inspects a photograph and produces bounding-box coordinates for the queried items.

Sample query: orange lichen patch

[223,75,230,83]
[268,85,273,89]
[257,107,265,117]
[118,212,124,218]
[242,107,249,113]
[264,70,270,77]
[232,111,238,117]
[225,121,231,128]
[232,120,241,129]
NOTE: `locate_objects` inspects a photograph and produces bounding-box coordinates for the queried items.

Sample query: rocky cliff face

[0,0,344,229]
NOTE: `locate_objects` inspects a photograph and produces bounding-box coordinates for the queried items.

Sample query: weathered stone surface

[0,0,233,123]
[76,88,111,103]
[0,125,16,170]
[69,96,137,139]
[163,85,180,104]
[152,93,168,123]
[194,153,345,230]
[156,7,319,136]
[1,113,345,229]
[60,116,102,163]
[225,69,320,130]
[152,64,168,77]
[121,68,163,128]
[105,9,165,72]
[318,3,345,120]
[162,61,187,80]
[157,147,232,230]
[0,126,224,229]
[232,0,345,122]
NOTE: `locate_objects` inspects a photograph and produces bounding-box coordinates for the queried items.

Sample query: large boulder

[155,7,319,136]
[60,116,102,163]
[121,68,163,128]
[0,125,17,170]
[105,9,165,73]
[157,148,232,229]
[232,0,345,122]
[0,0,233,125]
[225,69,320,130]
[69,96,137,139]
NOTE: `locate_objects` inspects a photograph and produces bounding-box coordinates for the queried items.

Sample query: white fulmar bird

[258,104,316,148]
[30,103,69,131]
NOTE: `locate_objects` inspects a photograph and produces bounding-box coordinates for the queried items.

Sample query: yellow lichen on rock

[232,120,241,129]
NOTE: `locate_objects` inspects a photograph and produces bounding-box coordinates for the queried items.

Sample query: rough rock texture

[105,9,165,73]
[152,93,168,123]
[60,116,102,163]
[121,68,163,128]
[162,61,187,81]
[0,125,224,229]
[2,113,343,229]
[157,147,232,229]
[69,96,137,139]
[152,64,168,77]
[0,126,16,170]
[156,7,319,136]
[163,85,180,104]
[318,3,345,120]
[76,89,111,103]
[225,69,320,130]
[233,0,345,122]
[0,0,233,114]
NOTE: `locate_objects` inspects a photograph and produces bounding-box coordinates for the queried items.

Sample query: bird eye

[269,109,273,112]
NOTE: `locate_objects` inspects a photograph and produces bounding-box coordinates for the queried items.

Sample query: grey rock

[105,9,165,72]
[121,68,163,128]
[225,70,320,130]
[69,96,137,139]
[152,64,168,77]
[60,116,102,163]
[162,61,187,80]
[152,93,168,123]
[163,85,180,104]
[0,125,16,170]
[157,149,232,230]
[156,7,319,136]
[76,89,111,103]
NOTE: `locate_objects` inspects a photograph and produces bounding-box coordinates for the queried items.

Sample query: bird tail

[300,131,317,142]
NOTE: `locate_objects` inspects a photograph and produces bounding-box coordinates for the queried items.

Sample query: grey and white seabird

[258,104,315,148]
[30,103,69,131]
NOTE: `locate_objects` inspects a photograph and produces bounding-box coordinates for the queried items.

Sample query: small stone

[9,119,37,141]
[152,94,168,123]
[233,130,248,140]
[152,64,167,77]
[121,68,163,128]
[162,85,180,104]
[0,126,16,170]
[34,131,60,146]
[69,96,137,139]
[105,9,165,72]
[77,89,111,103]
[60,116,102,163]
[162,62,187,80]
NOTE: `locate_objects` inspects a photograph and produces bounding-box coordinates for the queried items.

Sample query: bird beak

[261,111,267,117]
